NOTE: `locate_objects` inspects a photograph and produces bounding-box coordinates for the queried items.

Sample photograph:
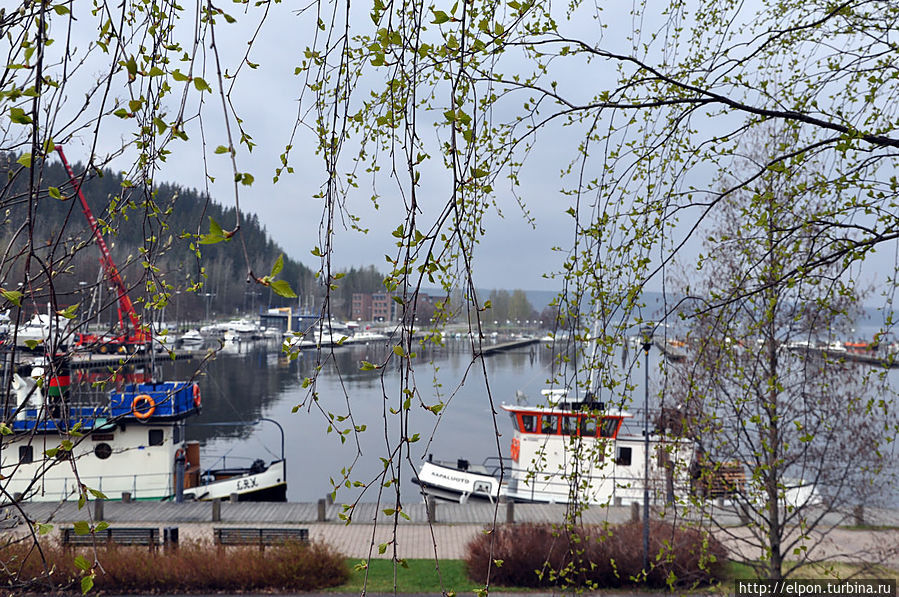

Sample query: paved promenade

[3,501,899,566]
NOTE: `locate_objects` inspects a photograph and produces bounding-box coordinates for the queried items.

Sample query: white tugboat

[413,390,695,506]
[1,361,286,502]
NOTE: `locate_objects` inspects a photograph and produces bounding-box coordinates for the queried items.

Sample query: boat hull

[188,459,287,502]
[413,461,501,503]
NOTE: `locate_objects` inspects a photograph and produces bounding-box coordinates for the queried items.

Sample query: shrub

[464,521,726,589]
[1,539,349,594]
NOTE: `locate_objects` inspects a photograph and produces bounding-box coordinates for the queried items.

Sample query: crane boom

[56,147,149,348]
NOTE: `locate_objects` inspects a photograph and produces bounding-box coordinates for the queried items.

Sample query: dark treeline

[0,154,552,325]
[0,152,316,323]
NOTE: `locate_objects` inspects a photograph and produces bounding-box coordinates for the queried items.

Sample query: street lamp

[640,324,654,575]
[78,281,87,326]
[204,293,215,322]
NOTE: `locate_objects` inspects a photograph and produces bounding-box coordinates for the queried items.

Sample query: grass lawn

[333,558,899,594]
[724,560,899,582]
[332,559,504,593]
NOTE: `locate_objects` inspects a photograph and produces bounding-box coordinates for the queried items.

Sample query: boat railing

[505,464,692,505]
[9,470,173,502]
[482,456,512,477]
[187,417,286,483]
[2,381,200,431]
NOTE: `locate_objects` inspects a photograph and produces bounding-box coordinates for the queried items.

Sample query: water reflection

[157,340,574,502]
[150,337,897,506]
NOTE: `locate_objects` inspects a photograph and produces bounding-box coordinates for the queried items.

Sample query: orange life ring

[510,437,520,462]
[174,447,186,461]
[192,384,201,407]
[132,394,156,420]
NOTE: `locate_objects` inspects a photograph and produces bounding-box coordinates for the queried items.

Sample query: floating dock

[481,337,542,356]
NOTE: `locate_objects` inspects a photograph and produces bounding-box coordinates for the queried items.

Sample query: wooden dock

[6,499,896,528]
[481,337,542,356]
[68,349,200,368]
[5,501,896,562]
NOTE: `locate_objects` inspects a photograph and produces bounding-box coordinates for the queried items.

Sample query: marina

[3,328,898,506]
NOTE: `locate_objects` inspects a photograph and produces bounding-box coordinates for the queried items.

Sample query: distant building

[351,293,373,321]
[259,308,316,334]
[352,291,440,323]
[371,293,395,322]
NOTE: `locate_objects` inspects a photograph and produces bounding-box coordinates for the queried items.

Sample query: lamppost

[640,324,654,575]
[78,281,87,327]
[204,292,215,322]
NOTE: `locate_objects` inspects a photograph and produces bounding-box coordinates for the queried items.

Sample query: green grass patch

[333,559,487,593]
[722,560,899,582]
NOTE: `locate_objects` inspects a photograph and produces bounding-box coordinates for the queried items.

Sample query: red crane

[57,146,151,353]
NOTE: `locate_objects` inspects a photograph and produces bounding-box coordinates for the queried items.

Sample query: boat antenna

[584,317,602,401]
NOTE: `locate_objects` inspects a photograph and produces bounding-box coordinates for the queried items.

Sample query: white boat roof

[500,403,633,418]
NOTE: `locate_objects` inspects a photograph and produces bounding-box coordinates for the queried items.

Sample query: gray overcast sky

[57,0,580,293]
[54,0,892,299]
[54,0,635,294]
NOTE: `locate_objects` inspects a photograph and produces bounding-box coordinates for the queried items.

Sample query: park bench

[62,526,160,550]
[213,527,309,551]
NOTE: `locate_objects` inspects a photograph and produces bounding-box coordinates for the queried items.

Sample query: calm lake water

[167,339,588,503]
[154,334,898,505]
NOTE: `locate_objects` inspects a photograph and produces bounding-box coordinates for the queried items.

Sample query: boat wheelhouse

[414,393,695,506]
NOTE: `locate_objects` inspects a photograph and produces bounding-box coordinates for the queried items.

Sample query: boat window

[520,414,537,433]
[94,443,112,460]
[541,415,559,434]
[600,417,620,438]
[19,445,33,464]
[616,446,632,466]
[561,416,578,435]
[580,417,597,437]
[148,429,164,446]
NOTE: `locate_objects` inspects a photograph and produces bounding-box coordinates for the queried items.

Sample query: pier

[68,349,200,367]
[4,501,898,563]
[481,337,542,356]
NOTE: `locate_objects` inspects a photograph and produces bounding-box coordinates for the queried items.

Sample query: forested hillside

[0,152,317,322]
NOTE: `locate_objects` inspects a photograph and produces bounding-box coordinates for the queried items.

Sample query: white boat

[283,326,350,350]
[13,312,73,351]
[178,329,204,350]
[345,330,389,345]
[225,317,263,339]
[414,391,695,506]
[0,361,286,502]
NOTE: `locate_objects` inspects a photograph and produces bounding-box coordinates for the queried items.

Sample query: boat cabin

[508,409,626,439]
[499,403,691,504]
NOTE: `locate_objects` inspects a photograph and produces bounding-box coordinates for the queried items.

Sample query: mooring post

[94,499,104,521]
[505,500,515,524]
[318,498,327,522]
[212,499,221,522]
[427,496,437,522]
[630,501,640,523]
